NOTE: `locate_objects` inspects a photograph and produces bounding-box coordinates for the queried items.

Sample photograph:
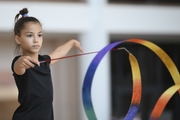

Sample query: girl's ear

[14,35,20,44]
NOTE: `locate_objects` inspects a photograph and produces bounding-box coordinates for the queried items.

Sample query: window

[0,0,84,2]
[110,35,180,119]
[109,0,180,5]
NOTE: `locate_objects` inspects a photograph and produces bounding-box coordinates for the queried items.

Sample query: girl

[11,8,83,120]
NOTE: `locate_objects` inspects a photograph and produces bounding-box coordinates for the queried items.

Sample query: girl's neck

[22,53,39,60]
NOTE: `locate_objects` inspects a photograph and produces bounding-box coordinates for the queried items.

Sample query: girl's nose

[33,36,39,43]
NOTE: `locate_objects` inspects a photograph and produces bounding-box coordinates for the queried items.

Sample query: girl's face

[15,22,43,55]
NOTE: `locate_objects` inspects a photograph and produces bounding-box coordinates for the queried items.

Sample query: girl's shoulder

[38,55,51,65]
[39,55,51,61]
[12,55,21,62]
[11,55,21,72]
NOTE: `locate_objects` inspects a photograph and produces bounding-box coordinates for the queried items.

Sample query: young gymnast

[11,8,83,120]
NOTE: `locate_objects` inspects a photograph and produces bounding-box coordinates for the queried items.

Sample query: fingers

[78,45,84,53]
[74,41,84,53]
[20,56,40,69]
[21,61,32,69]
[27,57,40,66]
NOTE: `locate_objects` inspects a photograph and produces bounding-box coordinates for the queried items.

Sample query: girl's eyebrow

[25,31,42,34]
[25,32,33,34]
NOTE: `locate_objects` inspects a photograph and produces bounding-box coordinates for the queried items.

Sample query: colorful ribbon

[150,85,180,120]
[82,41,121,120]
[82,41,142,120]
[124,54,141,120]
[82,38,180,120]
[126,39,180,87]
[126,39,180,119]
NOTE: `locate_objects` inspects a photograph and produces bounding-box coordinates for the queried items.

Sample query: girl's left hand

[73,40,84,53]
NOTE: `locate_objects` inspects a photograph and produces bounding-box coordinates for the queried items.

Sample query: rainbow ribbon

[126,39,180,119]
[126,39,180,87]
[82,38,180,120]
[82,41,142,120]
[150,85,180,120]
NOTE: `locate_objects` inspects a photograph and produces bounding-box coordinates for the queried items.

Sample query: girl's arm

[49,39,83,66]
[14,56,39,75]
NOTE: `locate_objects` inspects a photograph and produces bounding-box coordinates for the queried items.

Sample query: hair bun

[19,8,28,16]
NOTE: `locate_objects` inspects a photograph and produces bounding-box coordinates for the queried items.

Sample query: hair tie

[23,14,28,17]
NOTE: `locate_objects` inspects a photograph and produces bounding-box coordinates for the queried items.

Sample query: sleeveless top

[11,55,54,120]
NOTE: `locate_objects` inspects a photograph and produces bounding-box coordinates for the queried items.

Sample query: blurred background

[0,0,180,120]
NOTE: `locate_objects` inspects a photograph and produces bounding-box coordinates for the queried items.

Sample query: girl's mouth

[32,45,40,49]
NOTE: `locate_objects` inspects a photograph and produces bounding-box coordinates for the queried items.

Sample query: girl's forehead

[23,22,42,31]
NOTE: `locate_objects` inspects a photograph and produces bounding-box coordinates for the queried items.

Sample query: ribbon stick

[39,51,99,63]
[82,41,142,120]
[39,48,121,63]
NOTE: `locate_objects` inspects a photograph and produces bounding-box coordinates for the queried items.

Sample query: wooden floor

[0,100,19,120]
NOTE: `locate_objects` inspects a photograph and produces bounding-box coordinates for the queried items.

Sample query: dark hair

[14,8,42,54]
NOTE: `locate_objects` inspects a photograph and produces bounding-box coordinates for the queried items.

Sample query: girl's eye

[27,34,32,37]
[38,34,43,37]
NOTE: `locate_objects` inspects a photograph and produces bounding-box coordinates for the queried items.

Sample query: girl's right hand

[18,56,39,69]
[14,56,39,75]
